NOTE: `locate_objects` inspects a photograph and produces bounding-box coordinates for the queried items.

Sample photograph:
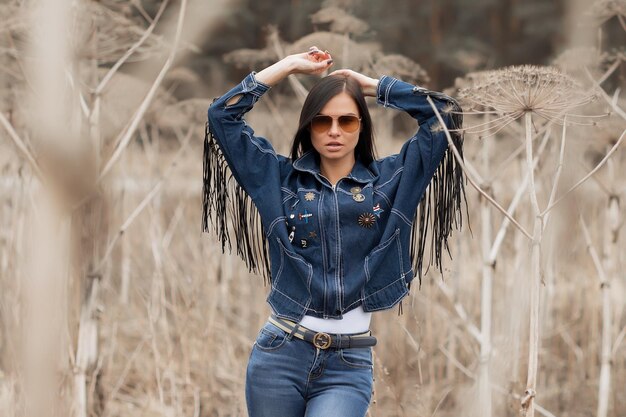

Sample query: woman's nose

[328,119,341,136]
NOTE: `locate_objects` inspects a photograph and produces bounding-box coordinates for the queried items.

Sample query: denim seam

[281,187,298,198]
[339,349,373,369]
[391,208,412,226]
[369,228,400,257]
[270,287,311,310]
[243,130,279,160]
[305,349,323,393]
[364,275,406,299]
[319,191,328,315]
[296,187,319,193]
[364,229,399,283]
[343,297,363,311]
[272,239,285,288]
[376,75,386,105]
[363,288,407,311]
[333,180,343,312]
[396,230,404,279]
[292,150,318,176]
[373,189,392,208]
[276,239,313,302]
[384,78,398,107]
[267,216,286,236]
[373,167,403,189]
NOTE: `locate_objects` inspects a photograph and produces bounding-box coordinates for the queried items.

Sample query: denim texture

[246,321,373,417]
[208,72,457,321]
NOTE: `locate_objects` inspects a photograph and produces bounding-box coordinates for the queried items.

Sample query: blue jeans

[245,321,374,417]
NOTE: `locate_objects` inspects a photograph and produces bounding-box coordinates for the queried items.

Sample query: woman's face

[310,92,361,168]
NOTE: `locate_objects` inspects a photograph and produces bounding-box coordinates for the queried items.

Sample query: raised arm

[207,48,334,203]
[330,69,463,221]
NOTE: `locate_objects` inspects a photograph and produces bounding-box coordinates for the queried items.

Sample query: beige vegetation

[0,0,625,416]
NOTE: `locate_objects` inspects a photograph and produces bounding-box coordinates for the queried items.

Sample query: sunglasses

[310,114,361,133]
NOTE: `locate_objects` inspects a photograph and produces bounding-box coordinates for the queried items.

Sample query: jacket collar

[292,150,378,184]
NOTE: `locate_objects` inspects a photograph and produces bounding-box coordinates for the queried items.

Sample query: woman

[203,47,465,417]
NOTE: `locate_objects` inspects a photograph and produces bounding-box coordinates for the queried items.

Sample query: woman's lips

[325,143,343,151]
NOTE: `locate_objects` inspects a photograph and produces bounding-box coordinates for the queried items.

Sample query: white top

[299,305,372,334]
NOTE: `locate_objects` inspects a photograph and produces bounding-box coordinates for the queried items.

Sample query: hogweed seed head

[457,65,599,136]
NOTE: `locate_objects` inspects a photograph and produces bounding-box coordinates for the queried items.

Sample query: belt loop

[287,323,300,341]
[336,333,342,350]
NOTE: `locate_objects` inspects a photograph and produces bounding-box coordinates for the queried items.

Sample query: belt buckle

[312,332,332,349]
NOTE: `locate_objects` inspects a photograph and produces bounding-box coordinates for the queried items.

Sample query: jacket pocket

[362,228,409,310]
[267,238,313,315]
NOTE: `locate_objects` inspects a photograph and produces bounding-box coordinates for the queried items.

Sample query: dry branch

[98,0,188,183]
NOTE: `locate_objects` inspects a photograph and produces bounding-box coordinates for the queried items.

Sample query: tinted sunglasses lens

[339,115,360,132]
[311,116,332,133]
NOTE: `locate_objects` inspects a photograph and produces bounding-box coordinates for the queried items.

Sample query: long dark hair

[290,75,377,165]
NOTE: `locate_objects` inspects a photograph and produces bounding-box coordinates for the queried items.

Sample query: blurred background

[0,0,624,416]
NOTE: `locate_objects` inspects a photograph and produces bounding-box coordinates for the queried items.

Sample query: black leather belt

[269,314,377,349]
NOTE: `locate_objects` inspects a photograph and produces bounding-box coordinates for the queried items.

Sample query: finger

[312,59,333,71]
[308,49,325,59]
[329,69,351,77]
[317,59,333,67]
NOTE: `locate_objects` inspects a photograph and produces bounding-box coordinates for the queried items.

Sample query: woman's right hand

[287,46,334,75]
[255,47,333,86]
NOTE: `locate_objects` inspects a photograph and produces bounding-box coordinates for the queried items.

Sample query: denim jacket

[206,72,462,322]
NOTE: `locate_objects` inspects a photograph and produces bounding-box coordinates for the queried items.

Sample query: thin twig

[579,217,608,284]
[98,0,187,182]
[613,326,626,357]
[576,158,613,195]
[597,58,622,85]
[435,279,482,343]
[487,128,550,264]
[95,0,169,95]
[542,118,567,230]
[427,96,532,240]
[540,128,626,217]
[430,386,453,417]
[586,67,626,121]
[94,129,192,273]
[0,112,44,179]
[268,28,308,103]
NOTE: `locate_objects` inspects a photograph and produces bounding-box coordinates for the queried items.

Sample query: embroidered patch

[308,231,317,239]
[300,239,308,248]
[298,209,313,223]
[304,192,315,201]
[373,203,384,217]
[357,213,376,228]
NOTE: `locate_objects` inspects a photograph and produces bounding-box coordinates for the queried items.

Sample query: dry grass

[0,0,625,416]
[3,99,626,416]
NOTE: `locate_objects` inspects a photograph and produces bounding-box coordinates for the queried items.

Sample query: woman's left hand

[329,69,379,97]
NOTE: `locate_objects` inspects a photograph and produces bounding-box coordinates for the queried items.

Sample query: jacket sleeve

[207,72,290,205]
[374,75,462,220]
